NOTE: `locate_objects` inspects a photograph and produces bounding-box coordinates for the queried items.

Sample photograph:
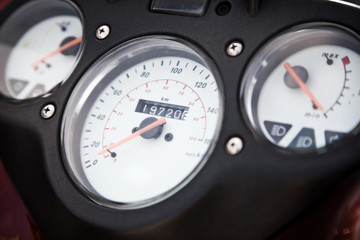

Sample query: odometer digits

[135,99,189,120]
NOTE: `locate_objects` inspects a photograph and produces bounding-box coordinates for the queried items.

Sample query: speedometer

[61,36,223,209]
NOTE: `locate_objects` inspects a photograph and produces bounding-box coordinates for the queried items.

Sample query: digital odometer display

[135,99,189,120]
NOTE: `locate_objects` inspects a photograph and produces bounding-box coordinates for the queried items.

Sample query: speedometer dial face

[61,36,223,209]
[241,23,360,152]
[0,0,83,99]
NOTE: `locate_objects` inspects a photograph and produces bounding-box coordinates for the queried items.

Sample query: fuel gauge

[0,0,83,99]
[241,23,360,152]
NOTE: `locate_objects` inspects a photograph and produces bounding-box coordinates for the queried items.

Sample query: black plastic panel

[0,0,360,239]
[150,0,208,16]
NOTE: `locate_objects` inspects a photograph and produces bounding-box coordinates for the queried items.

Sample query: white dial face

[242,24,360,152]
[3,13,82,99]
[258,45,360,150]
[82,57,220,203]
[62,37,223,208]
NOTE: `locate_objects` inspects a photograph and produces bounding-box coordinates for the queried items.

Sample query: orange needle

[284,62,324,112]
[31,36,82,69]
[98,117,167,155]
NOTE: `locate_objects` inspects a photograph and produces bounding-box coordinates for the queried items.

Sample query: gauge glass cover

[241,23,360,152]
[0,0,83,99]
[61,36,223,209]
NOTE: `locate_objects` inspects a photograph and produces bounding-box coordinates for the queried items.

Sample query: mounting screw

[226,41,243,57]
[41,104,56,119]
[225,136,244,155]
[96,25,110,40]
[216,1,232,16]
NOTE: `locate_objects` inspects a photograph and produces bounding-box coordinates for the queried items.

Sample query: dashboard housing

[0,0,360,239]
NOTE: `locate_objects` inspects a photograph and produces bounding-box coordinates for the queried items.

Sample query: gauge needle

[31,36,82,69]
[284,62,324,112]
[98,117,167,155]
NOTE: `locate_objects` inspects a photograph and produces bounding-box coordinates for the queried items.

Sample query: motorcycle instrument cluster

[1,0,360,239]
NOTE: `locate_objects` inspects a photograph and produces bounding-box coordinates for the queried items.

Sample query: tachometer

[61,36,223,209]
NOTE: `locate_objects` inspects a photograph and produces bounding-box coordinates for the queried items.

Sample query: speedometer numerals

[62,36,223,208]
[89,61,217,203]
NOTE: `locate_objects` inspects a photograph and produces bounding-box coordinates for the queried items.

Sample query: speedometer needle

[98,117,167,155]
[31,36,82,69]
[284,62,324,112]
